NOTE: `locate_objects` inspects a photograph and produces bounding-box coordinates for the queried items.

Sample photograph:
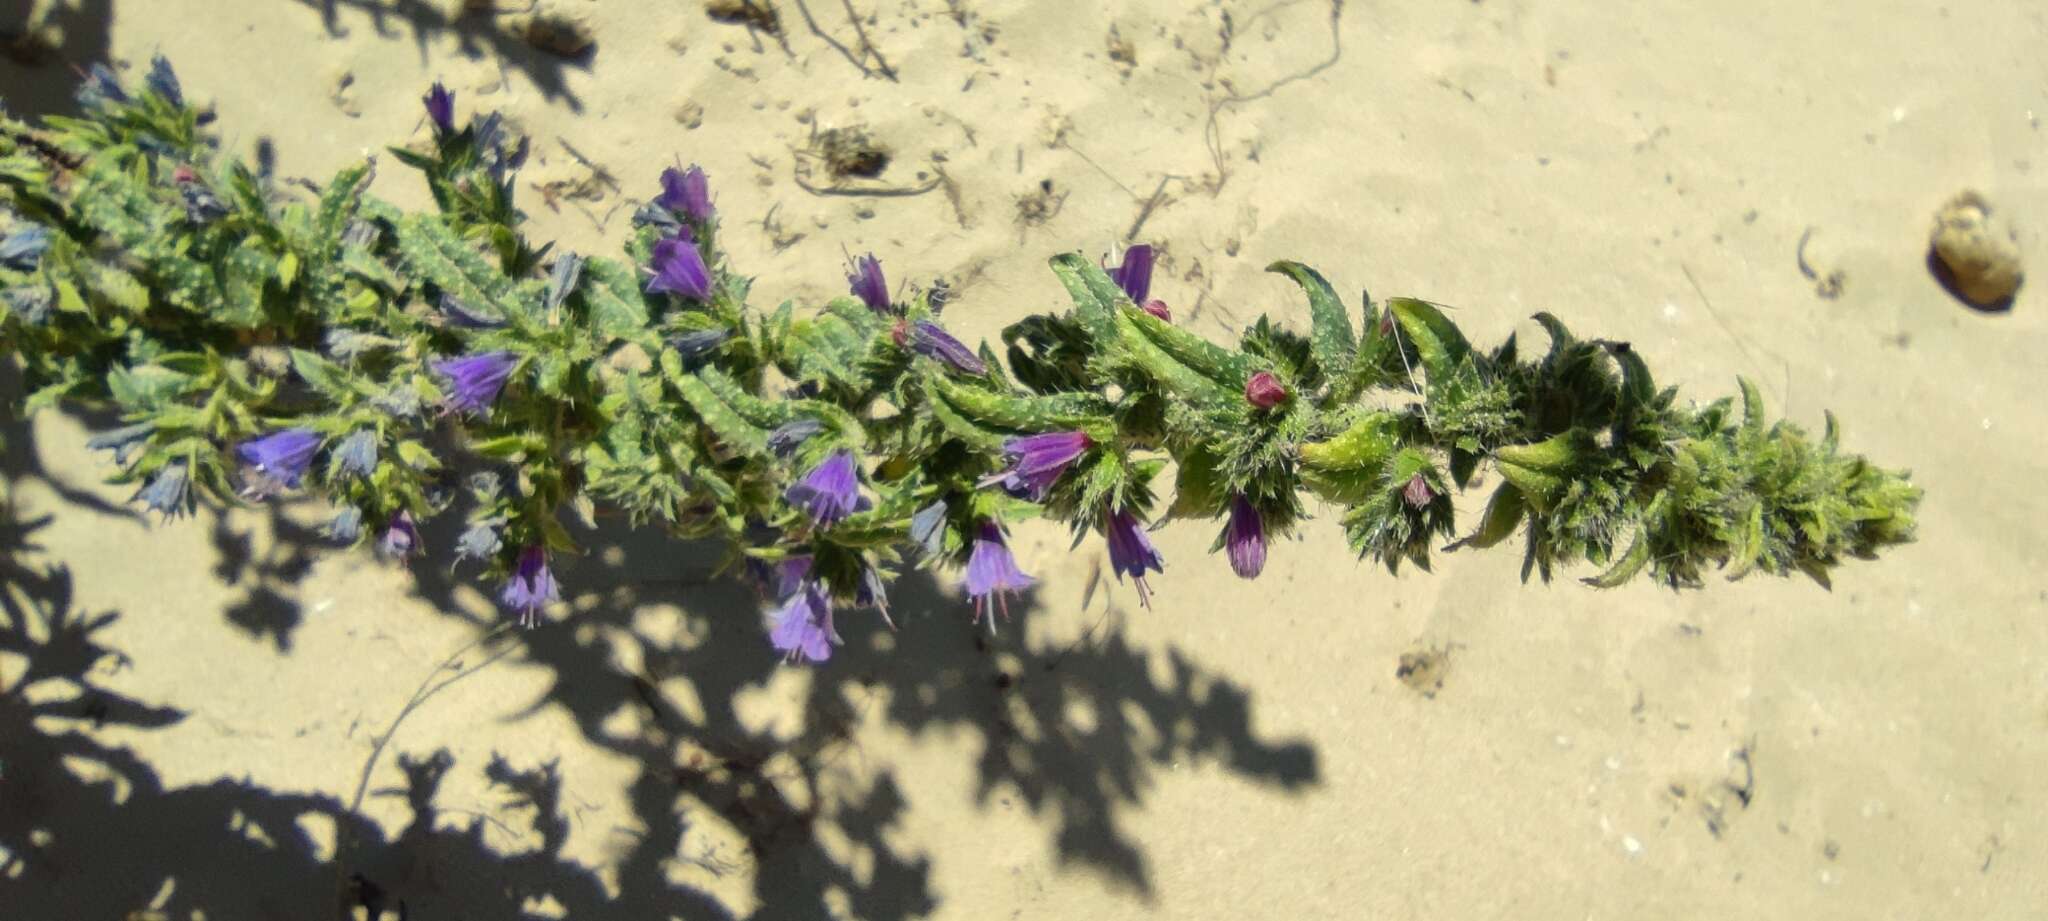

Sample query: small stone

[1930,190,2024,307]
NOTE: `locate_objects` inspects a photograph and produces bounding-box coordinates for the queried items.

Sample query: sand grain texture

[2,0,2045,918]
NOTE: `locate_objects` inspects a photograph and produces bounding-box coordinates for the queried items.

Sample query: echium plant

[0,62,1922,663]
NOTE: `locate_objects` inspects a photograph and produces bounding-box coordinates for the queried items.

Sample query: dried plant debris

[816,125,891,179]
[1395,645,1451,698]
[705,0,783,33]
[1015,178,1066,228]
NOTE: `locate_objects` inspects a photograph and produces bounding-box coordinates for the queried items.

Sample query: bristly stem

[0,62,1921,657]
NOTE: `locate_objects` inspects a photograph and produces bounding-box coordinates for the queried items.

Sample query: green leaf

[1583,526,1651,587]
[1112,309,1234,406]
[671,369,772,457]
[316,161,373,241]
[1267,260,1354,384]
[395,213,514,322]
[1123,302,1262,385]
[1388,297,1473,383]
[1048,251,1122,342]
[289,348,353,402]
[90,264,150,313]
[579,256,650,341]
[1454,483,1527,550]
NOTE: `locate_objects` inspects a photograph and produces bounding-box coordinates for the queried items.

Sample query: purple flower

[1402,473,1435,509]
[1105,506,1165,609]
[657,165,714,223]
[848,253,890,313]
[379,511,422,560]
[1223,494,1267,579]
[981,431,1091,501]
[670,328,730,369]
[1110,244,1154,304]
[770,582,839,664]
[500,545,561,628]
[423,82,455,134]
[647,235,712,301]
[237,428,323,496]
[86,421,154,465]
[784,450,870,526]
[965,521,1034,626]
[432,350,519,415]
[900,320,986,375]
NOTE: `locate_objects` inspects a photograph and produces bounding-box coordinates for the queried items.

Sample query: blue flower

[500,545,561,628]
[0,224,51,271]
[146,55,184,107]
[237,428,323,496]
[134,462,193,520]
[431,351,519,415]
[767,418,824,457]
[1223,494,1266,579]
[333,429,379,479]
[769,582,838,664]
[901,320,986,375]
[1110,244,1154,304]
[456,520,504,563]
[909,500,948,556]
[646,234,712,301]
[77,64,127,108]
[86,422,155,466]
[964,521,1033,626]
[784,450,870,526]
[848,253,890,313]
[1105,505,1165,609]
[543,253,584,314]
[982,431,1090,501]
[656,165,714,223]
[327,506,364,543]
[423,81,455,134]
[670,328,730,370]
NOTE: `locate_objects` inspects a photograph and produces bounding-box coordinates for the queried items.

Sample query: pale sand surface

[2,1,2046,918]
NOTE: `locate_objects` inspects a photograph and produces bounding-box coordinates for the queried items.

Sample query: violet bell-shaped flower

[134,461,193,520]
[432,350,519,415]
[965,522,1034,626]
[647,234,713,301]
[500,545,561,628]
[784,450,870,526]
[770,582,839,664]
[848,253,890,313]
[237,428,323,497]
[1110,244,1155,304]
[982,431,1091,501]
[423,82,455,134]
[657,165,714,223]
[1105,506,1165,609]
[379,511,422,560]
[897,319,986,375]
[1223,494,1267,579]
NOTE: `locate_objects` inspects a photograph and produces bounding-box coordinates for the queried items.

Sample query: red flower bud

[1142,299,1172,322]
[1402,473,1435,509]
[1245,371,1287,409]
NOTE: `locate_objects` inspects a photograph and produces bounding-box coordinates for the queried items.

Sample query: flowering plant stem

[0,64,1922,662]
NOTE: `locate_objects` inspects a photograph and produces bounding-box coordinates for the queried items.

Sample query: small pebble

[1930,190,2024,307]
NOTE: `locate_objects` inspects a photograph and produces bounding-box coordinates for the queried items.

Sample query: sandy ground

[3,0,2047,918]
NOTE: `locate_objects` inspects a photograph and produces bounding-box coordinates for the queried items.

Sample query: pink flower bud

[1402,473,1434,509]
[1142,299,1173,322]
[1245,371,1287,409]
